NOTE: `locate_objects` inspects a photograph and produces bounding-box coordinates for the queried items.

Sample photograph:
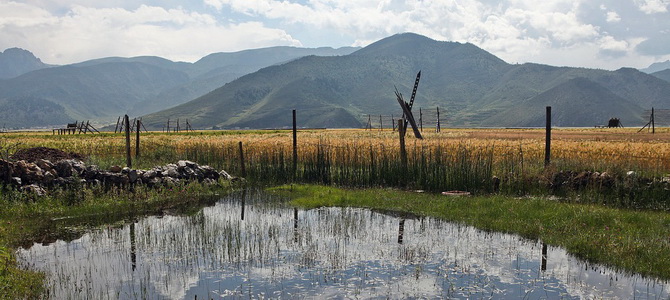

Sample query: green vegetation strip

[270,184,670,280]
[0,182,230,299]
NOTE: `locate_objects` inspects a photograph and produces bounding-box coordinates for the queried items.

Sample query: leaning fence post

[124,115,132,168]
[293,109,298,177]
[545,106,552,167]
[238,141,246,177]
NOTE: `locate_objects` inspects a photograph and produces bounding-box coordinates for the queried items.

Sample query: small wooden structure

[52,121,99,135]
[607,118,623,128]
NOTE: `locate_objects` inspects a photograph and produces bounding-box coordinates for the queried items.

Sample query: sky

[1,0,669,70]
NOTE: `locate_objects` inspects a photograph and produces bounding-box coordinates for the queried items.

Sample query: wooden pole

[238,141,246,177]
[124,115,132,168]
[135,119,141,158]
[166,118,170,133]
[392,114,396,131]
[652,107,655,134]
[436,107,441,133]
[293,109,298,177]
[398,119,407,171]
[115,116,121,133]
[379,115,382,132]
[545,106,552,167]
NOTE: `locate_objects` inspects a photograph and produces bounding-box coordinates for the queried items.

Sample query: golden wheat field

[3,127,670,174]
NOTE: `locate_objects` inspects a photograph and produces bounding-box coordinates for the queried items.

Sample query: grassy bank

[0,181,232,299]
[271,184,670,280]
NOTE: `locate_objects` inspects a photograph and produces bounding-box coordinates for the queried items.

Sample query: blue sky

[1,0,669,70]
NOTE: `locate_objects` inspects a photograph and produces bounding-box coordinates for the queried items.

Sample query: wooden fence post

[124,115,132,168]
[293,109,298,177]
[398,119,407,171]
[379,115,383,132]
[115,116,121,133]
[652,107,655,134]
[436,107,441,133]
[545,106,551,167]
[238,141,246,177]
[135,119,141,159]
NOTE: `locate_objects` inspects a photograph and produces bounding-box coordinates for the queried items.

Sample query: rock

[572,171,591,189]
[143,169,159,181]
[122,167,131,174]
[219,170,233,180]
[21,184,46,197]
[11,177,21,185]
[128,169,138,183]
[54,160,75,178]
[43,170,56,183]
[109,165,122,173]
[35,159,54,172]
[177,160,197,170]
[163,177,180,186]
[165,164,179,178]
[200,165,220,180]
[83,165,99,180]
[148,177,163,187]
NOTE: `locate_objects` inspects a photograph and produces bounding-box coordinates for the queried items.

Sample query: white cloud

[598,35,629,52]
[0,2,301,64]
[606,11,621,22]
[1,0,668,69]
[635,0,669,14]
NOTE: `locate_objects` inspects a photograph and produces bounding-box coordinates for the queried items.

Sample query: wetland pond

[18,190,669,299]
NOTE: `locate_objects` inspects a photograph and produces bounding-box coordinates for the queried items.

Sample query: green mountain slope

[482,77,645,127]
[131,46,360,116]
[0,96,71,128]
[0,46,360,128]
[0,62,189,125]
[141,33,670,129]
[141,33,512,129]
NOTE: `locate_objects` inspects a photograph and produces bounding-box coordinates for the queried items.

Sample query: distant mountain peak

[641,60,670,74]
[0,47,51,79]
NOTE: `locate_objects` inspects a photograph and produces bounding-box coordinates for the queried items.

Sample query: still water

[18,190,669,299]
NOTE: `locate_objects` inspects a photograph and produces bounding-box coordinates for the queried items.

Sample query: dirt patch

[10,147,85,163]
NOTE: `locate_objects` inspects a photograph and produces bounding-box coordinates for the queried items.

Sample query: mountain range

[141,33,670,129]
[2,33,670,129]
[0,46,358,128]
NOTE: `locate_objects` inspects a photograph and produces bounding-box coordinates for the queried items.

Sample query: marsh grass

[272,184,670,280]
[0,180,232,299]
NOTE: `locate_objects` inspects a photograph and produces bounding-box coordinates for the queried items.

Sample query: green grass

[270,184,670,280]
[0,181,233,299]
